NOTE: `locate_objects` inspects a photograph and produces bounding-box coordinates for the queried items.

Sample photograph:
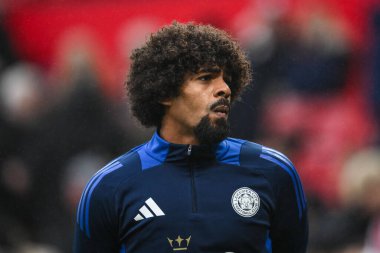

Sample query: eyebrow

[197,66,222,74]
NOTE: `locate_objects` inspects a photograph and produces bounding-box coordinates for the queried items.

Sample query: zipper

[190,166,198,213]
[187,145,192,156]
[187,145,198,213]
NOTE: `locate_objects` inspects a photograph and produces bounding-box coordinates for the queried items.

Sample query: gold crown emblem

[167,235,191,251]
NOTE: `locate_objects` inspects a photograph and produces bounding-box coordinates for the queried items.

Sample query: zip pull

[187,145,192,156]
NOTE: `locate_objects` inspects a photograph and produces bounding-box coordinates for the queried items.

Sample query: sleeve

[73,179,120,253]
[260,148,308,253]
[270,169,308,253]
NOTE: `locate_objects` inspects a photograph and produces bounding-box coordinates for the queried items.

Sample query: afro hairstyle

[126,21,252,128]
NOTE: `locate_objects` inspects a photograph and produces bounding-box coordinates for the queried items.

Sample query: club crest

[231,187,260,217]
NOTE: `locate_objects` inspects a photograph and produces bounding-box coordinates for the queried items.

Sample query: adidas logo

[134,197,165,221]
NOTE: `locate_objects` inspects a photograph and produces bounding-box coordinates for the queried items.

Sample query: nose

[214,77,231,99]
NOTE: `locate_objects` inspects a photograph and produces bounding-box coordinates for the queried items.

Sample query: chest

[118,163,275,253]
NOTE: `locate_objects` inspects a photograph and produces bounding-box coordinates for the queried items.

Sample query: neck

[159,118,200,145]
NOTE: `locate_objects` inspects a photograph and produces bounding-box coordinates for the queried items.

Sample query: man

[74,22,308,253]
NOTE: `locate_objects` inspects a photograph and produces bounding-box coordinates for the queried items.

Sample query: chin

[194,114,230,145]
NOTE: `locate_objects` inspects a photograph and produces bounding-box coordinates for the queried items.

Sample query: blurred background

[0,0,379,252]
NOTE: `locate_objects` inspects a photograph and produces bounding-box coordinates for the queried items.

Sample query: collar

[143,131,230,164]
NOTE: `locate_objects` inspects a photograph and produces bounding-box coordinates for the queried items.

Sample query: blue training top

[74,132,308,253]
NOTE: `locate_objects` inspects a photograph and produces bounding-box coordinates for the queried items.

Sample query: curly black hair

[126,21,252,128]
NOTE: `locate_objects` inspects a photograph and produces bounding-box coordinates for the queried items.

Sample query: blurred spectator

[307,147,380,253]
[308,207,369,253]
[339,148,380,253]
[286,9,351,93]
[28,36,129,250]
[230,8,351,140]
[230,15,299,140]
[0,64,48,125]
[0,63,50,249]
[261,91,374,204]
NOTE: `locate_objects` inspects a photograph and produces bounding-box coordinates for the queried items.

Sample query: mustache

[210,98,231,111]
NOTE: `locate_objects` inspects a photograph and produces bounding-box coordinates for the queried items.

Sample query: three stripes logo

[260,146,306,219]
[134,197,165,221]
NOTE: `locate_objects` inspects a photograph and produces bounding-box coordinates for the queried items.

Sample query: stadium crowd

[0,1,379,252]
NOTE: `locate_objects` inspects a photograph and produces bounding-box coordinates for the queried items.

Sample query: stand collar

[145,131,225,163]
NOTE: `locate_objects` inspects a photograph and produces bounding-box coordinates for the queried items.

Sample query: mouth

[212,105,230,118]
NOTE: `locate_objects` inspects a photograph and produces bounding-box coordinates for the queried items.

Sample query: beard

[193,114,230,146]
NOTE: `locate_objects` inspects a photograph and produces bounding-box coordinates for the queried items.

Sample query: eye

[198,74,213,81]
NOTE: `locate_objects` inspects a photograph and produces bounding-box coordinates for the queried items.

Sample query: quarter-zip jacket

[74,132,308,253]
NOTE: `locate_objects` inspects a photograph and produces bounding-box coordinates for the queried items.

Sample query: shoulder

[217,137,260,166]
[77,144,146,206]
[241,140,307,216]
[218,137,288,169]
[241,141,296,172]
[224,137,297,172]
[220,138,302,185]
[75,144,146,235]
[98,146,143,184]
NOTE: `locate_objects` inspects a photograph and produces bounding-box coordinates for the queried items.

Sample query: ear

[159,98,172,106]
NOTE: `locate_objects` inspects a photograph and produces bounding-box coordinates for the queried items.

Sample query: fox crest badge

[231,187,260,217]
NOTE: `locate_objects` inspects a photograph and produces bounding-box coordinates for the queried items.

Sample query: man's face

[162,66,232,145]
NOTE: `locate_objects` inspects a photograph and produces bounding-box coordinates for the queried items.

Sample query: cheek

[181,91,208,112]
[190,96,210,118]
[178,97,209,125]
